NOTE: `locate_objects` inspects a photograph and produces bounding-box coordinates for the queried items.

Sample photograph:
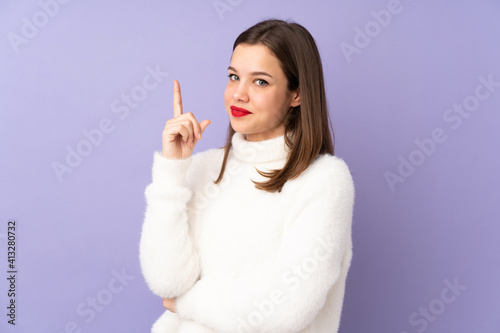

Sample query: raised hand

[162,80,211,159]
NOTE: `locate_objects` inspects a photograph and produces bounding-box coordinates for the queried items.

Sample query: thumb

[199,119,211,136]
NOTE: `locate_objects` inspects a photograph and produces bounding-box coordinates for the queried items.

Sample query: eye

[255,79,268,87]
[228,74,239,81]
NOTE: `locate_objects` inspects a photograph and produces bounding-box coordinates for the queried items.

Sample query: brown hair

[214,19,335,193]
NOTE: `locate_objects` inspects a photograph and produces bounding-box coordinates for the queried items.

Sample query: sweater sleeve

[175,157,355,332]
[139,151,201,298]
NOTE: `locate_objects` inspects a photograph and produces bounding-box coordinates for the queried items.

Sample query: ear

[289,88,301,108]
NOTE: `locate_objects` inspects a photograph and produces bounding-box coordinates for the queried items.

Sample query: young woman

[140,19,355,333]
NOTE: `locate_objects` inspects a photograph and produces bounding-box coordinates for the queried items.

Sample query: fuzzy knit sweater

[139,131,355,333]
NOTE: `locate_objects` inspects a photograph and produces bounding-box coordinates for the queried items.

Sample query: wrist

[152,151,192,185]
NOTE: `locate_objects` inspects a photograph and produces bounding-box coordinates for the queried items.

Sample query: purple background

[1,1,499,332]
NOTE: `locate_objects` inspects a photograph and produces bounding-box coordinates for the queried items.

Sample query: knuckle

[187,112,197,121]
[181,119,192,128]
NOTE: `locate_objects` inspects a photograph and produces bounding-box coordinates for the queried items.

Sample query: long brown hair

[214,19,335,193]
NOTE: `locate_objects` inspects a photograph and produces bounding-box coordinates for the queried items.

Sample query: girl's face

[224,43,300,142]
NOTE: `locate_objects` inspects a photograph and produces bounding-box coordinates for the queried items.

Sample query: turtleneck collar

[231,131,290,164]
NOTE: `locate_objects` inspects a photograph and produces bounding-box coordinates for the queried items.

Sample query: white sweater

[139,132,355,333]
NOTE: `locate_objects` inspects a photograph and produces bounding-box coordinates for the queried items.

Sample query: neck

[244,126,285,142]
[231,131,290,164]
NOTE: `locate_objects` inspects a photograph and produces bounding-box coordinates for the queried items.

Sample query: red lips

[230,105,252,117]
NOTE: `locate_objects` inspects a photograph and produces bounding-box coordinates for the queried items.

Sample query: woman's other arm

[174,155,355,332]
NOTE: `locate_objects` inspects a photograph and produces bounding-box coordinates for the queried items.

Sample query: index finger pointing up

[173,80,183,117]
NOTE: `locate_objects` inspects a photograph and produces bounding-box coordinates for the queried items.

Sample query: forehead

[230,43,283,74]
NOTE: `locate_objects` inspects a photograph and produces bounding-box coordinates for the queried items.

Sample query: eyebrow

[227,66,274,79]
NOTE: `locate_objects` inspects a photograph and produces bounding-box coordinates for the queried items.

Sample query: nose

[233,82,249,103]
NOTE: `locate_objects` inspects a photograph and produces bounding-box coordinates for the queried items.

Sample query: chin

[231,125,251,136]
[228,119,248,133]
